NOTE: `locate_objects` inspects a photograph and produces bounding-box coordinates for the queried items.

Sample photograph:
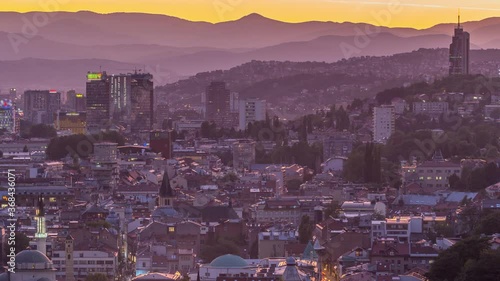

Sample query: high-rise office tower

[373,105,395,144]
[130,73,154,132]
[449,14,470,75]
[0,99,15,133]
[86,72,111,132]
[110,74,132,126]
[205,81,232,128]
[65,90,86,112]
[23,90,61,125]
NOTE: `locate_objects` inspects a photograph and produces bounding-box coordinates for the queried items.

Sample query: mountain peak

[238,13,272,21]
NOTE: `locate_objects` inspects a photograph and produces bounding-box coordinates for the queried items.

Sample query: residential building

[253,199,302,226]
[412,102,449,116]
[24,90,61,125]
[52,250,117,280]
[258,230,298,258]
[91,142,119,189]
[238,98,266,131]
[373,105,395,144]
[232,139,256,170]
[416,158,461,189]
[323,132,355,159]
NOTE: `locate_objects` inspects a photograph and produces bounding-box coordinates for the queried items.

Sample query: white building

[238,98,266,131]
[412,102,449,116]
[373,105,395,144]
[52,249,117,280]
[485,104,500,120]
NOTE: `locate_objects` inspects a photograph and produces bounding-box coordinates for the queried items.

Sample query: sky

[2,0,500,28]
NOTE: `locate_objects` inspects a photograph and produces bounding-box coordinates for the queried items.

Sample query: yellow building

[54,112,86,134]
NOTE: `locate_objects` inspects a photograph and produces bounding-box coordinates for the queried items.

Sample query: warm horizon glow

[1,0,500,29]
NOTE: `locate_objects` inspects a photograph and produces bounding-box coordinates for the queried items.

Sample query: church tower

[65,235,76,281]
[158,170,174,207]
[35,195,47,255]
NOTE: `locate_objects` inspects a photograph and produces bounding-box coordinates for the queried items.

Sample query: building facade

[130,73,154,132]
[412,102,449,116]
[86,72,111,132]
[24,90,61,125]
[232,140,256,170]
[205,82,233,128]
[238,98,266,131]
[373,105,395,144]
[449,16,470,75]
[54,112,86,134]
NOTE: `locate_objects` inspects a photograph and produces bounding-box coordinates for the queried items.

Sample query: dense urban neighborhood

[1,9,500,281]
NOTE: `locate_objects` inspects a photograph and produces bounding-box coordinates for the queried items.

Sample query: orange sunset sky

[2,0,500,28]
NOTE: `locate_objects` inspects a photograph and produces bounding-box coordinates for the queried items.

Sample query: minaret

[35,195,47,255]
[65,235,76,281]
[158,170,174,207]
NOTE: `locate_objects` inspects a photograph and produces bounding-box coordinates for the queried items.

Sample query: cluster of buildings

[1,13,500,281]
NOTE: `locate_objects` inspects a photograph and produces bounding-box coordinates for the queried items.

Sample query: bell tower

[65,235,76,281]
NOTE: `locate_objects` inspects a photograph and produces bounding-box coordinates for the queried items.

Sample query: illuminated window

[168,227,175,233]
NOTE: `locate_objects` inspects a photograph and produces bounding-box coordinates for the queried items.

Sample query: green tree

[286,179,303,193]
[475,211,500,235]
[448,173,461,190]
[298,215,314,244]
[85,273,108,281]
[29,124,57,138]
[343,147,365,182]
[200,237,240,262]
[324,201,340,219]
[201,121,211,138]
[427,236,490,281]
[455,248,500,281]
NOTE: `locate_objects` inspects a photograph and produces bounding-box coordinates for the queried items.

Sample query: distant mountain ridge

[1,12,500,91]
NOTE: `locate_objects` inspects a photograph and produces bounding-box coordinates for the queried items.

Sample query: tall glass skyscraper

[449,15,470,75]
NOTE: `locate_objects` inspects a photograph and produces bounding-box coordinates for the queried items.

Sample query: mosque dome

[209,254,248,268]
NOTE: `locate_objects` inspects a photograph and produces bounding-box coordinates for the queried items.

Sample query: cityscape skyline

[0,3,499,281]
[2,0,500,28]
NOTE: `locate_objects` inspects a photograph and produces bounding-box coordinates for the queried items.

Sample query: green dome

[16,250,51,264]
[210,254,248,268]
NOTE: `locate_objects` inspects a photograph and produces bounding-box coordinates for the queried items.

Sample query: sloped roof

[200,206,239,222]
[159,170,174,198]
